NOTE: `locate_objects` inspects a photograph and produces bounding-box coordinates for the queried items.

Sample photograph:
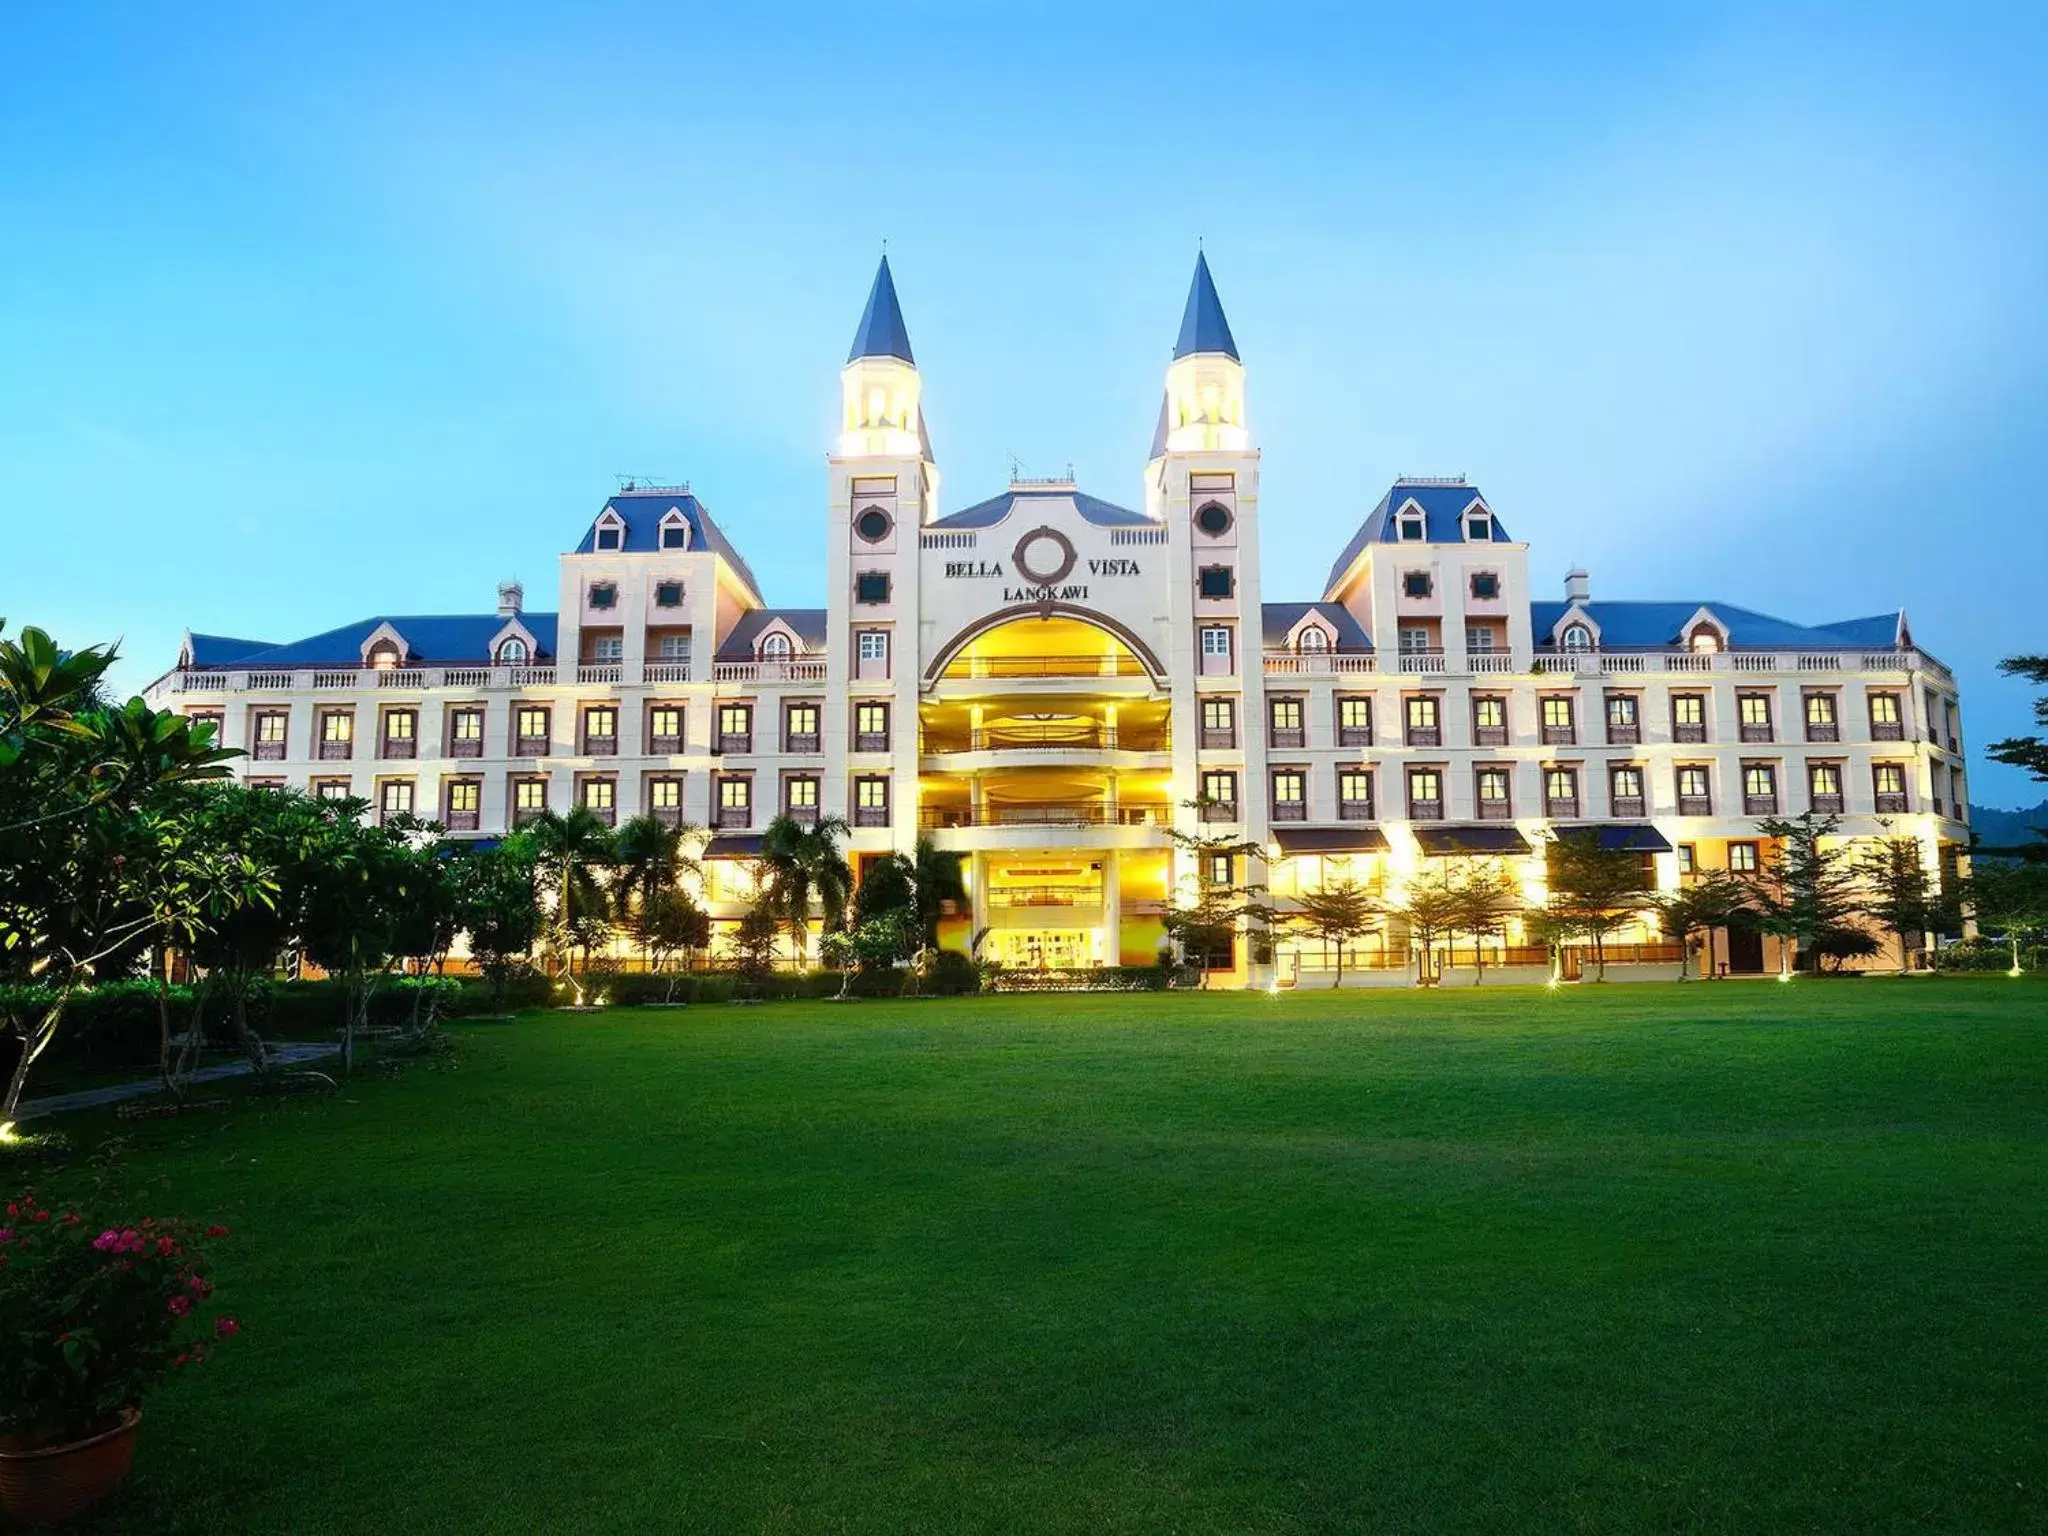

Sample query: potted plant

[0,1191,238,1526]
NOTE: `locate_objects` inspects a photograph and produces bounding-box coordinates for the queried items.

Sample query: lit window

[1740,695,1772,727]
[497,638,529,665]
[1271,771,1305,804]
[856,777,889,811]
[1297,627,1330,652]
[514,779,547,814]
[1874,763,1906,795]
[1473,697,1505,729]
[856,702,889,740]
[381,780,413,815]
[1607,694,1638,727]
[1673,695,1704,726]
[762,632,794,659]
[1870,693,1900,725]
[1270,698,1302,732]
[1545,768,1578,803]
[1340,697,1372,734]
[1811,763,1842,796]
[255,713,287,744]
[786,777,819,810]
[1561,623,1593,652]
[1743,765,1777,798]
[1409,768,1442,802]
[1476,769,1510,804]
[1677,766,1710,799]
[1202,771,1237,807]
[1202,698,1233,732]
[1206,852,1233,886]
[649,705,683,740]
[719,777,751,810]
[1689,627,1721,654]
[447,781,480,814]
[1541,697,1574,729]
[1728,842,1758,873]
[1806,693,1836,725]
[516,706,549,740]
[1611,766,1644,799]
[1339,770,1373,806]
[583,778,614,811]
[1676,844,1695,873]
[1406,696,1439,730]
[384,710,415,740]
[584,707,617,741]
[451,709,482,742]
[320,712,353,743]
[650,778,683,810]
[717,704,751,738]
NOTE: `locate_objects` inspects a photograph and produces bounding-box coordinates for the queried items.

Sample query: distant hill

[1969,800,2048,852]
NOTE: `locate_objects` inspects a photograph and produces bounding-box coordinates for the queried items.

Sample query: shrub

[1933,939,2046,973]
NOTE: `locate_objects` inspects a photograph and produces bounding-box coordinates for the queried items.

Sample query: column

[1102,849,1121,968]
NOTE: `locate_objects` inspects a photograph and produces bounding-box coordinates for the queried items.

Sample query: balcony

[1673,722,1707,744]
[1338,725,1373,748]
[1477,798,1513,821]
[1394,648,1448,675]
[1472,723,1508,748]
[853,805,890,828]
[649,733,683,755]
[1200,727,1237,749]
[1611,795,1646,819]
[1743,794,1780,816]
[715,804,752,828]
[923,803,1172,829]
[254,740,286,761]
[1540,724,1577,747]
[716,733,754,755]
[514,735,549,757]
[643,662,692,684]
[577,663,622,685]
[1338,799,1374,822]
[1806,722,1840,743]
[1408,798,1444,821]
[583,803,617,827]
[1270,800,1307,823]
[1871,720,1904,741]
[1606,724,1640,746]
[317,739,352,761]
[1262,651,1376,677]
[1199,801,1240,824]
[1405,726,1442,748]
[1811,793,1845,814]
[445,809,480,832]
[1269,727,1305,750]
[1678,795,1713,816]
[583,735,618,757]
[712,658,827,684]
[781,804,819,827]
[651,804,686,829]
[380,737,416,760]
[854,732,890,753]
[985,886,1104,909]
[939,654,1149,681]
[450,736,483,759]
[1874,792,1909,814]
[783,733,821,754]
[513,804,546,827]
[1545,798,1581,820]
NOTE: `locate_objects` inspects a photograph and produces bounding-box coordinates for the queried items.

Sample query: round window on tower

[855,506,892,543]
[1194,501,1233,537]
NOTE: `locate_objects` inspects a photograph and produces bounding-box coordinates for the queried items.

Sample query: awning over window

[1271,826,1390,856]
[704,834,765,858]
[1570,823,1675,854]
[1412,825,1533,856]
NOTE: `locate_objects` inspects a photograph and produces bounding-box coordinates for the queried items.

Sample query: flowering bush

[0,1192,238,1448]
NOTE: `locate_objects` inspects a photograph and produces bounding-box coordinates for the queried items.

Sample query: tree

[1389,863,1467,985]
[905,834,968,953]
[524,807,618,977]
[728,898,781,992]
[636,887,711,999]
[1654,870,1749,980]
[758,814,852,966]
[1969,859,2048,970]
[1542,831,1656,981]
[1749,813,1860,977]
[1160,804,1272,983]
[612,814,702,967]
[1448,861,1521,984]
[1286,878,1380,987]
[454,839,541,1010]
[298,799,417,1073]
[1854,830,1943,973]
[1987,655,2048,787]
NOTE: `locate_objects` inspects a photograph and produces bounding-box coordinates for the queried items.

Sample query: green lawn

[32,979,2048,1534]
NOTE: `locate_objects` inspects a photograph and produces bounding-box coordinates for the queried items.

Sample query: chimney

[1564,568,1590,604]
[497,580,524,617]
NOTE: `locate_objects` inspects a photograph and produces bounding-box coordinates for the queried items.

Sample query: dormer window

[367,642,401,670]
[659,512,690,550]
[1466,515,1491,540]
[497,638,529,665]
[1561,623,1594,653]
[1297,627,1330,653]
[1689,629,1722,654]
[594,526,623,552]
[760,632,793,660]
[589,582,618,611]
[655,581,684,608]
[1398,514,1426,541]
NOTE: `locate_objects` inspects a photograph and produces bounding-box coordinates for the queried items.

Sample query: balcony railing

[939,654,1149,680]
[1540,725,1577,746]
[1269,728,1305,750]
[1606,724,1640,745]
[513,804,546,827]
[713,659,828,684]
[1678,795,1713,816]
[317,739,352,760]
[652,804,686,828]
[1338,725,1373,748]
[1270,800,1307,822]
[783,733,821,754]
[583,734,617,757]
[715,805,752,828]
[449,735,483,758]
[445,809,480,832]
[781,804,819,826]
[854,732,891,753]
[1408,798,1444,821]
[514,735,549,757]
[1874,792,1909,814]
[643,662,692,684]
[1673,722,1707,743]
[1338,799,1374,822]
[1405,726,1442,747]
[1200,727,1237,749]
[583,803,617,827]
[1472,723,1507,747]
[1197,800,1240,824]
[922,803,1172,829]
[1545,798,1581,820]
[649,733,683,755]
[716,733,753,755]
[1739,724,1774,743]
[1811,793,1845,814]
[853,806,891,828]
[1805,722,1840,742]
[381,737,416,760]
[254,740,286,761]
[1477,797,1513,821]
[1871,721,1904,741]
[577,664,622,685]
[1263,652,1376,676]
[1611,795,1646,819]
[1744,794,1780,816]
[985,886,1104,909]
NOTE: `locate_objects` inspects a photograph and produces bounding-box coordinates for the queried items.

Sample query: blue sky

[4,3,2045,802]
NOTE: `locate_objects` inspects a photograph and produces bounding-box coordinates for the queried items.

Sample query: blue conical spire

[847,255,915,366]
[1172,251,1239,362]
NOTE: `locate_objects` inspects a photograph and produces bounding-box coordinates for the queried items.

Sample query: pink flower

[92,1230,120,1251]
[204,1224,229,1238]
[0,1228,13,1246]
[168,1295,193,1317]
[156,1236,176,1257]
[214,1316,239,1339]
[185,1274,212,1298]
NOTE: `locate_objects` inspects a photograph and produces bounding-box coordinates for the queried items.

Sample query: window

[515,706,549,745]
[1398,513,1425,541]
[1677,765,1710,798]
[855,702,889,750]
[1541,697,1575,733]
[718,777,751,810]
[1611,766,1645,809]
[1869,692,1902,738]
[1810,763,1843,800]
[1201,771,1238,813]
[1476,767,1511,811]
[1398,626,1432,655]
[582,778,615,813]
[786,776,819,812]
[1270,770,1306,818]
[650,778,683,813]
[1545,767,1579,809]
[1269,697,1303,740]
[1474,696,1506,730]
[589,582,617,610]
[514,778,547,817]
[856,631,888,664]
[1739,694,1772,731]
[855,571,891,604]
[717,704,751,746]
[1206,851,1234,886]
[1199,626,1232,661]
[854,506,892,542]
[657,633,690,660]
[1466,515,1492,541]
[660,519,689,550]
[1470,572,1500,601]
[1874,762,1908,811]
[648,705,684,746]
[1561,623,1593,652]
[655,581,684,608]
[1465,625,1495,653]
[1408,768,1443,815]
[367,642,401,670]
[1198,566,1234,599]
[854,777,889,820]
[312,779,352,802]
[785,703,819,747]
[1689,626,1722,654]
[1339,696,1372,744]
[497,637,529,664]
[1202,697,1235,742]
[1402,571,1433,599]
[1806,693,1836,726]
[320,712,353,743]
[1743,764,1777,803]
[1607,695,1638,729]
[1297,627,1329,652]
[380,780,414,817]
[594,522,622,551]
[450,709,482,743]
[255,712,286,744]
[589,635,624,663]
[1728,842,1759,873]
[375,712,410,744]
[1676,843,1695,874]
[1339,770,1373,810]
[761,632,794,659]
[584,707,617,751]
[446,780,480,815]
[1195,502,1233,537]
[1406,696,1439,732]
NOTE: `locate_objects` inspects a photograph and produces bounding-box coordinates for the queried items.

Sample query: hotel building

[150,257,1969,981]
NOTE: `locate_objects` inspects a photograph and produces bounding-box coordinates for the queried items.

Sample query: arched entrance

[923,605,1167,688]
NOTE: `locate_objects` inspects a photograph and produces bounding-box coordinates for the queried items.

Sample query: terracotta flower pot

[0,1407,141,1526]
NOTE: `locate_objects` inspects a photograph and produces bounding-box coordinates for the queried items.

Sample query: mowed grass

[46,979,2048,1534]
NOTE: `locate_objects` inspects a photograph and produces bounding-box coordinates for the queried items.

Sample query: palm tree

[906,833,968,953]
[759,813,852,966]
[523,806,618,979]
[611,814,702,969]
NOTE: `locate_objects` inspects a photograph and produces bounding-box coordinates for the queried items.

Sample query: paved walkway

[15,1042,338,1120]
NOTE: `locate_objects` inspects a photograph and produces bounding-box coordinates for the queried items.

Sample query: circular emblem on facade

[1012,525,1077,587]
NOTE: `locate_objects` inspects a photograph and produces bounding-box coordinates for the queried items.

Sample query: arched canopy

[924,605,1167,687]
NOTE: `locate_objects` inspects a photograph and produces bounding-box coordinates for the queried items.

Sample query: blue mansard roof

[192,613,561,669]
[926,485,1160,532]
[575,489,764,603]
[1323,479,1509,596]
[1260,602,1372,651]
[184,634,277,667]
[1528,600,1909,652]
[847,255,915,365]
[1173,252,1239,362]
[714,608,829,660]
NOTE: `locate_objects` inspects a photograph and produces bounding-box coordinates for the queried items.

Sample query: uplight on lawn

[0,1120,18,1145]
